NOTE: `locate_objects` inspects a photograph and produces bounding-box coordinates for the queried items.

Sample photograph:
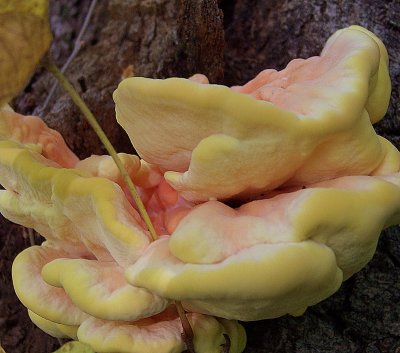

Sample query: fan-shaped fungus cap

[28,310,79,340]
[0,109,78,167]
[13,243,168,324]
[0,109,157,264]
[114,26,392,202]
[29,308,246,353]
[127,236,342,321]
[12,245,90,325]
[0,143,152,265]
[0,105,194,260]
[16,243,245,352]
[41,256,168,321]
[77,308,246,353]
[126,172,400,321]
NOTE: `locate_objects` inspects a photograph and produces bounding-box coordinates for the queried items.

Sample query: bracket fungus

[115,25,400,320]
[0,107,244,352]
[114,26,393,202]
[0,25,398,352]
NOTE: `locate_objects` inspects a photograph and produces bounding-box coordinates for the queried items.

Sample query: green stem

[43,56,158,242]
[44,56,195,352]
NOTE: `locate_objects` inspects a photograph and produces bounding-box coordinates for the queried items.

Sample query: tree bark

[1,0,399,352]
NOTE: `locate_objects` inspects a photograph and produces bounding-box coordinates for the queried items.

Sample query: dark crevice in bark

[176,0,224,83]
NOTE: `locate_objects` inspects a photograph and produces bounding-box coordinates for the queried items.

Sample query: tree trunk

[1,0,399,352]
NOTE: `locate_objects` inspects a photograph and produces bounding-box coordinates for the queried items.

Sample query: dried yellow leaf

[0,0,52,105]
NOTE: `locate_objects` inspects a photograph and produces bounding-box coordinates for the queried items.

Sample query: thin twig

[38,0,98,114]
[44,54,196,352]
[43,57,158,242]
[175,301,195,353]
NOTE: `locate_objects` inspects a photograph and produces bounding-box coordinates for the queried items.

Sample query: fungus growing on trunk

[114,26,393,202]
[0,26,398,353]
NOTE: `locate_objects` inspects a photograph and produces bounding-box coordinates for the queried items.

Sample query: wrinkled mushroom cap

[0,144,151,265]
[126,172,400,320]
[0,109,156,265]
[41,256,168,321]
[0,109,78,167]
[77,308,246,353]
[0,109,248,352]
[14,244,168,325]
[12,245,90,325]
[114,26,392,202]
[127,237,342,320]
[28,310,78,340]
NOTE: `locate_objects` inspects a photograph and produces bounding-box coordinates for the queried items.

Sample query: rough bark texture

[1,0,400,352]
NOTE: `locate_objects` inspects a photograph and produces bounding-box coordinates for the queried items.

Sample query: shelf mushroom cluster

[0,25,399,352]
[0,109,245,352]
